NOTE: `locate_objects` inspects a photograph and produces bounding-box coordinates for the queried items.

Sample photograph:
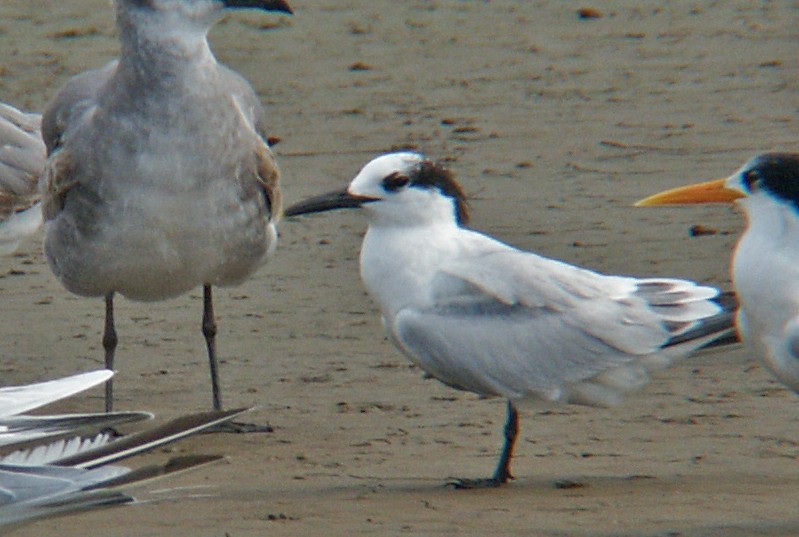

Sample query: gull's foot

[205,420,274,434]
[447,477,508,489]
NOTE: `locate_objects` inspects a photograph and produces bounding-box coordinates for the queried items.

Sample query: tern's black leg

[202,284,222,411]
[201,284,272,434]
[450,400,519,489]
[493,400,519,482]
[102,292,117,413]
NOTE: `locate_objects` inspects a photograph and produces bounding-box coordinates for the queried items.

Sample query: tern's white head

[284,152,470,228]
[722,153,799,216]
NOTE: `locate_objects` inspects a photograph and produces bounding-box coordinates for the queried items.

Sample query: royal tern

[637,152,799,392]
[40,0,291,419]
[285,152,736,487]
[0,103,45,255]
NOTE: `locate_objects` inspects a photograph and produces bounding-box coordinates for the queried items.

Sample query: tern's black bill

[221,0,293,14]
[284,189,377,217]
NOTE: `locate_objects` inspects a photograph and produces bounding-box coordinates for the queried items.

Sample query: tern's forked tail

[662,291,739,352]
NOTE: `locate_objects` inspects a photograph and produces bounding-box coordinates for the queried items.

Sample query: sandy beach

[1,1,798,535]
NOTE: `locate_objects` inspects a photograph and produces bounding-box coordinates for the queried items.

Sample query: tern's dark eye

[743,169,761,192]
[382,172,410,192]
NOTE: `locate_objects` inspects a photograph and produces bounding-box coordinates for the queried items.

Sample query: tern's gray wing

[0,370,113,419]
[393,249,721,406]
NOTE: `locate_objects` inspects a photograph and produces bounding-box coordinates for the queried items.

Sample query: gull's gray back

[41,46,279,301]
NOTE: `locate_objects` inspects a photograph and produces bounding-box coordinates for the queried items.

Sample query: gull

[0,103,45,255]
[285,152,737,488]
[636,152,799,392]
[40,0,291,418]
[0,371,247,530]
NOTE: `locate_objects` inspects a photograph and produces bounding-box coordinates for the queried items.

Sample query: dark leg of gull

[450,400,519,489]
[202,284,272,434]
[102,292,117,413]
[202,284,222,411]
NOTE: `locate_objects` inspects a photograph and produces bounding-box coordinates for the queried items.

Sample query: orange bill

[635,178,745,207]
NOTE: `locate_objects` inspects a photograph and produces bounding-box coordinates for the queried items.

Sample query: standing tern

[636,152,799,392]
[40,0,291,420]
[285,152,736,487]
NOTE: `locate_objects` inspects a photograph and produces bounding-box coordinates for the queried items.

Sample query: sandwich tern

[285,152,736,487]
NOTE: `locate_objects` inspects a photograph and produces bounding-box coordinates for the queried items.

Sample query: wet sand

[1,1,798,535]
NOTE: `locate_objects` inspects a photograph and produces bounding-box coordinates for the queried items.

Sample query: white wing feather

[0,370,113,419]
[0,102,45,254]
[0,411,152,447]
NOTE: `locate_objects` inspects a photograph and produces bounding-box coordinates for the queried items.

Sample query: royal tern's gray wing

[393,249,722,406]
[0,370,113,419]
[753,315,799,390]
[0,102,45,254]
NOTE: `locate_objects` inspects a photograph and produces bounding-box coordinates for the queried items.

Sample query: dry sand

[0,1,798,535]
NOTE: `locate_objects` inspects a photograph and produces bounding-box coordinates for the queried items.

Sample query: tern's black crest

[744,153,799,209]
[412,160,471,226]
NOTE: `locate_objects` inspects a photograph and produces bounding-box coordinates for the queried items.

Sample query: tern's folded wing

[392,248,723,405]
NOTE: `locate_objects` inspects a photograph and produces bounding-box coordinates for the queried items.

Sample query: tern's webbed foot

[204,420,274,434]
